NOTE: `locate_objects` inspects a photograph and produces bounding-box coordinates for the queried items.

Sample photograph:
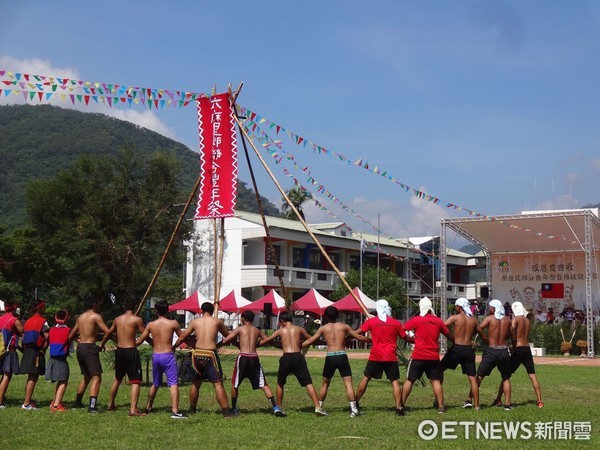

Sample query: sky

[1,0,599,244]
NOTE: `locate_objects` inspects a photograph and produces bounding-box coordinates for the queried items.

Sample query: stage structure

[440,209,600,357]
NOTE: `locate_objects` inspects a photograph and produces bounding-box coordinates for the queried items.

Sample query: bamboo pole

[235,116,371,317]
[212,218,218,302]
[135,174,202,316]
[214,217,226,315]
[234,105,287,298]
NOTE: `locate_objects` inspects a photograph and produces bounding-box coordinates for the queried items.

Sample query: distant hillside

[0,104,279,228]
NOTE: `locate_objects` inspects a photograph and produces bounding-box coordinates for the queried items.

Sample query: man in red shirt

[355,300,411,416]
[402,297,454,414]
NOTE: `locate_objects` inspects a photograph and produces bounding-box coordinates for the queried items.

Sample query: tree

[0,225,49,306]
[24,148,190,316]
[281,186,312,221]
[331,266,408,317]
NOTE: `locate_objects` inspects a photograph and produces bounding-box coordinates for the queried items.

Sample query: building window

[349,254,360,270]
[309,249,322,270]
[292,248,304,268]
[328,252,341,270]
[266,245,281,265]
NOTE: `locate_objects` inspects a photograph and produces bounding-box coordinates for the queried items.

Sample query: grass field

[0,350,598,449]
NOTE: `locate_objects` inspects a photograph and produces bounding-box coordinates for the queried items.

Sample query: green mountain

[0,104,279,229]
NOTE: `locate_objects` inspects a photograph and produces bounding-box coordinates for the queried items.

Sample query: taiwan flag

[541,283,564,299]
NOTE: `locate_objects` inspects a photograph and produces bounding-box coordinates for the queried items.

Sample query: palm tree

[281,186,311,221]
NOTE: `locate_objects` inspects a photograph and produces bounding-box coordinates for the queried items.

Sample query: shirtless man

[302,306,370,418]
[99,301,146,416]
[259,310,326,417]
[68,297,110,413]
[492,301,543,408]
[136,300,186,419]
[440,298,486,410]
[466,299,513,410]
[219,310,278,415]
[173,302,232,418]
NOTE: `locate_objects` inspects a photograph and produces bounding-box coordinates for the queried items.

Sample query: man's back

[114,312,144,348]
[237,324,262,354]
[512,316,531,346]
[484,316,511,346]
[448,314,478,345]
[76,310,106,344]
[148,317,179,353]
[279,324,304,353]
[320,322,350,353]
[191,315,226,350]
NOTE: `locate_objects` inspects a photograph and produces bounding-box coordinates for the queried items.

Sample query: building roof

[443,209,600,254]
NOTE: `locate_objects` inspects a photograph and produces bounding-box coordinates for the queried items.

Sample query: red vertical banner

[194,93,238,219]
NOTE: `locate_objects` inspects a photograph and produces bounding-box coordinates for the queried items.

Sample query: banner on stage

[194,92,238,219]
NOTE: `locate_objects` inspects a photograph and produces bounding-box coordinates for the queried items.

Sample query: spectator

[546,308,556,324]
[535,309,547,323]
[470,302,479,317]
[561,306,575,322]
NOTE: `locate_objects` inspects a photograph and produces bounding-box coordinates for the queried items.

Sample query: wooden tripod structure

[135,85,370,318]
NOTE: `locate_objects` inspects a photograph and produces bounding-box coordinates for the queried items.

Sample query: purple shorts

[152,352,178,387]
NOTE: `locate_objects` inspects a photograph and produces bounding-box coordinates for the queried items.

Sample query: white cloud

[0,56,175,138]
[303,186,452,238]
[535,194,581,211]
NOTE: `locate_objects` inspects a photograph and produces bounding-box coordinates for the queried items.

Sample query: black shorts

[511,346,536,374]
[322,352,352,379]
[232,353,266,389]
[441,344,476,376]
[477,347,511,379]
[363,360,400,381]
[115,347,142,383]
[278,352,313,387]
[407,359,442,381]
[192,349,223,383]
[76,343,102,377]
[19,346,46,376]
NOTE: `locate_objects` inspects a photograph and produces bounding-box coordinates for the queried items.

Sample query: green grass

[0,351,598,449]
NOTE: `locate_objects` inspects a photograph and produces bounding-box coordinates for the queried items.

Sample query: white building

[185,212,486,316]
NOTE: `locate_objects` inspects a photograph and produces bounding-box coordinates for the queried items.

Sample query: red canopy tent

[218,290,252,313]
[331,288,376,313]
[239,289,287,313]
[291,288,333,316]
[168,291,210,314]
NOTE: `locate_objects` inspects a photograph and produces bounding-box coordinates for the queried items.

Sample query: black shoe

[87,407,100,414]
[170,411,187,419]
[504,404,513,411]
[396,408,405,416]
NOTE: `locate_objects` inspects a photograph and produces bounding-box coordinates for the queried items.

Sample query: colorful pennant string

[0,69,206,109]
[239,106,580,246]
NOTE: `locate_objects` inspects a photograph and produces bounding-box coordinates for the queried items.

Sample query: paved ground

[243,349,600,366]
